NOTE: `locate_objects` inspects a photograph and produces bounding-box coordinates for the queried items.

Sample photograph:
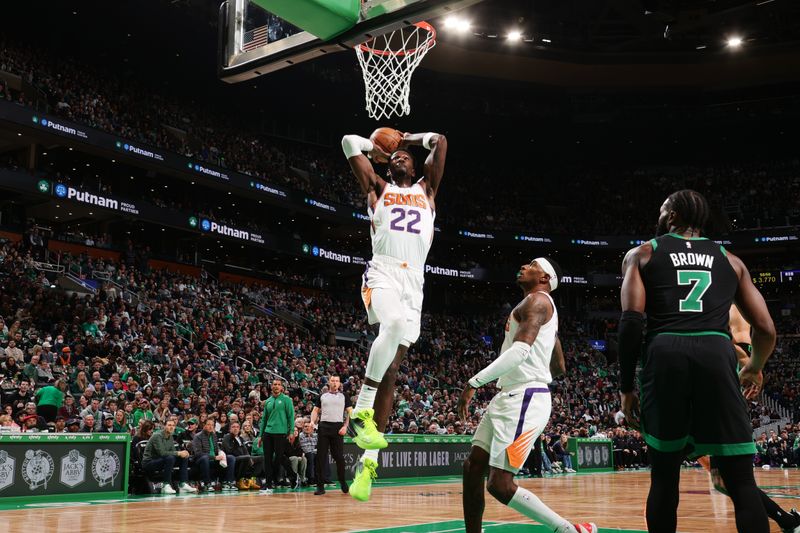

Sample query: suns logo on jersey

[383,193,428,209]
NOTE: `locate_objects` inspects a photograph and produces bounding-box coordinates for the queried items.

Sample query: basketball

[370,127,404,160]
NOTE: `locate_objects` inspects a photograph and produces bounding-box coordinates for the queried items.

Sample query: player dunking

[619,189,777,533]
[341,130,447,501]
[458,258,598,533]
[697,305,800,533]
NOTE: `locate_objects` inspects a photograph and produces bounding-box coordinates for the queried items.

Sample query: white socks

[354,385,377,415]
[508,487,575,533]
[361,449,379,464]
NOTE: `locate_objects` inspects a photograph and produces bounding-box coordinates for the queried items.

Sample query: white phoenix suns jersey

[497,291,558,389]
[368,180,435,269]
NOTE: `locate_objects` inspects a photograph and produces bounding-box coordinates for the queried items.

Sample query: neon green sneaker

[352,409,388,450]
[349,458,378,502]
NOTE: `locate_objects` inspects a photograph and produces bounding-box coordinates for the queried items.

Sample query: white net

[355,22,436,121]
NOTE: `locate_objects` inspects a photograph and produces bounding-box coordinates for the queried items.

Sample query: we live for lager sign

[0,433,129,500]
[341,436,472,479]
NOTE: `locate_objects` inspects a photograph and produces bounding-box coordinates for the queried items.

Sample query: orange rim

[358,21,436,57]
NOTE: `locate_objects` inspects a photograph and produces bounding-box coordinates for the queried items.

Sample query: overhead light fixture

[727,36,743,48]
[444,16,471,33]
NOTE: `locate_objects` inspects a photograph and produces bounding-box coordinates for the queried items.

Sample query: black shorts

[640,333,756,457]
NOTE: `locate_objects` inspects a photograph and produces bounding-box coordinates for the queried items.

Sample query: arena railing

[63,271,98,294]
[246,294,311,337]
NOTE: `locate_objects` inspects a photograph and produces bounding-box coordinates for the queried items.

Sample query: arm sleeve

[468,341,531,388]
[285,398,294,433]
[259,401,268,435]
[191,433,202,457]
[341,135,374,158]
[220,435,233,456]
[618,311,645,393]
[142,439,154,462]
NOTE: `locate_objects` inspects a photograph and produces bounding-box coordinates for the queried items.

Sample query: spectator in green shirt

[131,398,154,429]
[23,353,40,383]
[113,409,132,433]
[82,319,99,338]
[35,379,66,423]
[259,379,296,489]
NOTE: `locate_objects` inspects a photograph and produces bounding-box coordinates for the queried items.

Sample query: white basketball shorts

[361,254,424,346]
[472,384,552,473]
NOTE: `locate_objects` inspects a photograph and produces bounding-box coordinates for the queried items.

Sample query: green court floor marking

[353,520,648,533]
[758,485,800,500]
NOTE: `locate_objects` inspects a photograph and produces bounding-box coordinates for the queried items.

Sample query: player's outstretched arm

[341,134,390,197]
[728,252,776,374]
[400,132,447,198]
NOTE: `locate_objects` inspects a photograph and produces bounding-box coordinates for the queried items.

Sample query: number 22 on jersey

[389,207,421,234]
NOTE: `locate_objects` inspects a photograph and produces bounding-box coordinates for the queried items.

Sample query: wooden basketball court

[0,469,797,532]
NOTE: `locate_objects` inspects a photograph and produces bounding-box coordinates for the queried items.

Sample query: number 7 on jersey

[677,270,712,312]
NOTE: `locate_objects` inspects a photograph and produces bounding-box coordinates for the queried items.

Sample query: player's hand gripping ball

[369,127,403,163]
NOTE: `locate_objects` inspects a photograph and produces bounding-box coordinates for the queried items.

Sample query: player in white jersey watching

[458,258,598,533]
[341,129,447,501]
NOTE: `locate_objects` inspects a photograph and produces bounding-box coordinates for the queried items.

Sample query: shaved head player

[341,130,447,501]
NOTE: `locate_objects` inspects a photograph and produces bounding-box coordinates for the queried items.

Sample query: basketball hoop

[355,21,436,121]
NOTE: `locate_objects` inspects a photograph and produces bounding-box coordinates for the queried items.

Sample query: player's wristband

[422,132,437,150]
[735,342,752,355]
[341,135,374,158]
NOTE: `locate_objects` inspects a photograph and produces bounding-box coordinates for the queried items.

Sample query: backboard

[218,0,483,83]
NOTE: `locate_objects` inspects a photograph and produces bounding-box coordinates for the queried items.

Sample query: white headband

[534,257,558,291]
